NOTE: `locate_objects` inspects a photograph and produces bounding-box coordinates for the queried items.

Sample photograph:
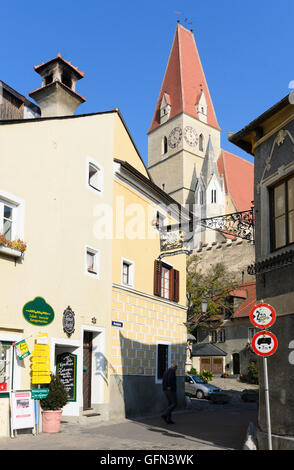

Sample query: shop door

[83,331,93,409]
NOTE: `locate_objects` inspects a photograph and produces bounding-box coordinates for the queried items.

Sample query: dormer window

[196,90,207,124]
[160,93,171,124]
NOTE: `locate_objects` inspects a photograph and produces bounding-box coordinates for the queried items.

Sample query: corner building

[0,55,188,435]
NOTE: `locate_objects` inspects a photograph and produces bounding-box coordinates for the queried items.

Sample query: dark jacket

[162,367,177,392]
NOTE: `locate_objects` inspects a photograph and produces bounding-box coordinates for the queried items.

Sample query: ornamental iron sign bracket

[63,306,75,337]
[198,207,255,242]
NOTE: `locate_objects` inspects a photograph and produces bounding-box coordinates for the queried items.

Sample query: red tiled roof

[148,24,220,134]
[233,282,256,319]
[34,53,84,78]
[217,149,254,212]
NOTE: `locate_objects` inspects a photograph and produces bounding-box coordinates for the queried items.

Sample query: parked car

[185,374,221,399]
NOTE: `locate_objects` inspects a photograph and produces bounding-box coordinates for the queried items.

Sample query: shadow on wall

[107,331,186,420]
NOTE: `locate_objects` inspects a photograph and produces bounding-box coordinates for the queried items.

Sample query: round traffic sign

[250,303,276,329]
[251,331,278,357]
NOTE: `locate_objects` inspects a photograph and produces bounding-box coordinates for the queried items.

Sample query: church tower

[147,24,221,208]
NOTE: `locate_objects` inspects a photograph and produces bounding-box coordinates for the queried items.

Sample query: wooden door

[200,357,211,372]
[83,331,93,409]
[212,358,223,375]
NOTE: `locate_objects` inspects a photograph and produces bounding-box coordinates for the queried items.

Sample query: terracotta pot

[42,409,63,433]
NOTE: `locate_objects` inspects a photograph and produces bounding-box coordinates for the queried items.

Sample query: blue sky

[1,0,294,166]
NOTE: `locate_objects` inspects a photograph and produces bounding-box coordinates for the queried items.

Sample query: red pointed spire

[147,24,220,133]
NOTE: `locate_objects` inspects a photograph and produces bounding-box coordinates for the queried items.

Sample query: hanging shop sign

[15,339,30,360]
[250,303,276,329]
[63,306,75,337]
[23,297,55,326]
[56,352,77,401]
[251,331,278,357]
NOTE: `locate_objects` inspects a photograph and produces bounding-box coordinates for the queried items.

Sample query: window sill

[0,245,23,258]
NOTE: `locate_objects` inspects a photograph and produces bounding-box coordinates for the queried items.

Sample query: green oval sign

[23,297,54,326]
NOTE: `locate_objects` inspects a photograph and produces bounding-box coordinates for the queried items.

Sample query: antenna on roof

[174,11,181,23]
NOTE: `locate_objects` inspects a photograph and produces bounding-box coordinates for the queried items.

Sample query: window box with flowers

[0,234,27,258]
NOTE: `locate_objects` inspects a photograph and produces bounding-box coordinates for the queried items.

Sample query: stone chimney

[29,53,86,117]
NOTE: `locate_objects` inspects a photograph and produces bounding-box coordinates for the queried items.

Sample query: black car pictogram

[257,337,272,346]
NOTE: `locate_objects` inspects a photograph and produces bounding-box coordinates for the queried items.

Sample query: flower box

[0,245,23,258]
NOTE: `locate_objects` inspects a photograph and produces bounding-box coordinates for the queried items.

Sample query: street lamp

[201,299,208,315]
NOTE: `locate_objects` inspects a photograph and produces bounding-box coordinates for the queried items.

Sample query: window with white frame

[86,247,99,277]
[87,159,103,193]
[0,193,24,244]
[121,258,134,287]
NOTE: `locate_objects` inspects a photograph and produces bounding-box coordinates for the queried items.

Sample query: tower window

[162,136,168,155]
[211,189,217,203]
[199,189,204,205]
[199,134,204,151]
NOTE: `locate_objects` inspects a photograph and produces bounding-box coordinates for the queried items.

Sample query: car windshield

[192,375,206,384]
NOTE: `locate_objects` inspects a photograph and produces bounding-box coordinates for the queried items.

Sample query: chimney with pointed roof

[29,54,86,117]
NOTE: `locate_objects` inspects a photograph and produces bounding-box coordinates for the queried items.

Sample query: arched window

[199,134,204,152]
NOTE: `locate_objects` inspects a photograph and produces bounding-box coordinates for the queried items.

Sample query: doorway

[83,331,93,409]
[233,353,240,375]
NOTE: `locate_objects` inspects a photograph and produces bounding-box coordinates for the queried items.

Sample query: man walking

[161,363,177,424]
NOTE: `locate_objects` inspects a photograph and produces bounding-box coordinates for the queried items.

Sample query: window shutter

[154,260,162,297]
[173,269,180,303]
[169,268,174,301]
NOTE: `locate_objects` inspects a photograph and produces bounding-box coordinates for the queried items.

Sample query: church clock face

[184,126,198,146]
[168,127,182,148]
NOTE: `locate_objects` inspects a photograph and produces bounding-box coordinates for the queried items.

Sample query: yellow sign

[32,375,51,384]
[31,364,51,372]
[31,333,51,384]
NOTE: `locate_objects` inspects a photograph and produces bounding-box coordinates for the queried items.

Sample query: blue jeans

[163,390,177,420]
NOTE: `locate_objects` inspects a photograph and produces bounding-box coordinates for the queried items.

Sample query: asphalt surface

[0,398,258,451]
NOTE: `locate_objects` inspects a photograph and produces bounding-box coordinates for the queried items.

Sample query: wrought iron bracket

[197,207,255,242]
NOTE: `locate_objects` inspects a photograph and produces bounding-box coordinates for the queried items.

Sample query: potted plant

[40,374,68,433]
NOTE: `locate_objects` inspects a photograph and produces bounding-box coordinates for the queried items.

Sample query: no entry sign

[250,303,276,329]
[251,331,278,357]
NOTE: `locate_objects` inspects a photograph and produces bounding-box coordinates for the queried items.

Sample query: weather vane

[184,17,193,31]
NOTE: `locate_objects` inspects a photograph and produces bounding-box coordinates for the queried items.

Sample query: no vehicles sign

[251,331,278,357]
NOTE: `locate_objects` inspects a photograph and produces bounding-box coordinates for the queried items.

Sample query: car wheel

[196,390,204,399]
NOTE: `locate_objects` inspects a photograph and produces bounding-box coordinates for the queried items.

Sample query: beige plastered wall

[0,113,115,433]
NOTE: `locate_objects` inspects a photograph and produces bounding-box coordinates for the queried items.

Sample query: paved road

[0,399,258,451]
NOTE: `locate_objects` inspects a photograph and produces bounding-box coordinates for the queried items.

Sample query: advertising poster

[11,391,35,431]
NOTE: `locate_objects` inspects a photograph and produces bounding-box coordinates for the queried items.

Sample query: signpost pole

[263,356,272,450]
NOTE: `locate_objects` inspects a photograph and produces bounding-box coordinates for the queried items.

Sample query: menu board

[56,352,77,402]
